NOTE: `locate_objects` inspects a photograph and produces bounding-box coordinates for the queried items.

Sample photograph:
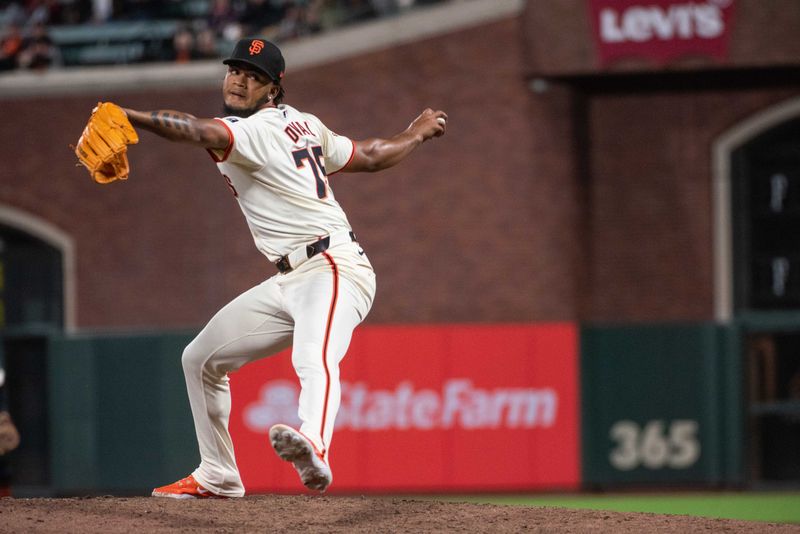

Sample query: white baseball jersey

[208,104,356,262]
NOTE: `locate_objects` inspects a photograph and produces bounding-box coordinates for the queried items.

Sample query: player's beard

[223,94,273,118]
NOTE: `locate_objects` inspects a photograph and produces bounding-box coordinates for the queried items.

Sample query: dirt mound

[0,495,798,533]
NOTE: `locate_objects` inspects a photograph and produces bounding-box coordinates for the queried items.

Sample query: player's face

[222,64,276,117]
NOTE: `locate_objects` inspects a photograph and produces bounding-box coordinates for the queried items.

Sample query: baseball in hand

[437,117,446,125]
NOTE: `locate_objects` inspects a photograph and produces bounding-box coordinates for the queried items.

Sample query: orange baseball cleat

[151,474,223,499]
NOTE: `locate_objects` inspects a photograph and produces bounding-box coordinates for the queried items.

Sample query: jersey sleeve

[304,113,355,175]
[207,115,272,168]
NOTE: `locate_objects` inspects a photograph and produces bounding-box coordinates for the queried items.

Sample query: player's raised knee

[181,342,205,373]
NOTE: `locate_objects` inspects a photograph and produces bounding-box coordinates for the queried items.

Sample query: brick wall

[2,14,798,329]
[584,87,800,321]
[0,17,582,328]
[521,0,800,76]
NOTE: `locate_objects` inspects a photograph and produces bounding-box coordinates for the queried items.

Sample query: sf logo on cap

[249,39,265,55]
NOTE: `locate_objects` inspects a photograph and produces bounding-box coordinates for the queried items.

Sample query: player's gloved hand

[73,102,139,184]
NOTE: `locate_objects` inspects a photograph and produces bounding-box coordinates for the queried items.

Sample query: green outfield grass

[435,492,800,524]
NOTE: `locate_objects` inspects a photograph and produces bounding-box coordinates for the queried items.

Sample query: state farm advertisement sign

[588,0,736,67]
[228,323,580,493]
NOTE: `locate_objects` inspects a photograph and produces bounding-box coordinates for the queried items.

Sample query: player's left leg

[153,277,293,499]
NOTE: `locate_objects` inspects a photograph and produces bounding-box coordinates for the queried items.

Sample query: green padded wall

[48,332,199,495]
[581,323,743,487]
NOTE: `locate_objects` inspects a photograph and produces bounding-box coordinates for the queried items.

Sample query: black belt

[275,231,356,273]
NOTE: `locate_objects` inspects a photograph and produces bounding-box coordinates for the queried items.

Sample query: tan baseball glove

[74,102,139,184]
[0,411,19,455]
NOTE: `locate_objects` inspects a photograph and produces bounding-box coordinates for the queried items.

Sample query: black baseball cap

[223,38,285,83]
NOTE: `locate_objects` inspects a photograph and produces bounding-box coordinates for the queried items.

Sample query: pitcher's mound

[0,495,797,533]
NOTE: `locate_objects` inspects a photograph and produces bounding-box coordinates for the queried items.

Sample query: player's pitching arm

[122,109,230,149]
[344,108,447,172]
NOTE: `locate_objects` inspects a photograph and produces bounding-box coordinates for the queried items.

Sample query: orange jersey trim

[206,118,235,163]
[328,139,356,176]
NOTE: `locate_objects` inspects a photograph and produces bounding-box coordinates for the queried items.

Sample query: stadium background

[0,0,799,520]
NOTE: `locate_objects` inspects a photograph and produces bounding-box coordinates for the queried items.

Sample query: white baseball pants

[181,241,375,497]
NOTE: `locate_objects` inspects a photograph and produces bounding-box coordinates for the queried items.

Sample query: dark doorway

[732,118,800,311]
[733,117,800,486]
[0,224,64,494]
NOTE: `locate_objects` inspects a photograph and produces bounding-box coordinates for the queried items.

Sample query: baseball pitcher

[76,37,446,497]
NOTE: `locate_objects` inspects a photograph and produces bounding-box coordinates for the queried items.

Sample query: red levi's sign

[228,323,580,493]
[588,0,736,67]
